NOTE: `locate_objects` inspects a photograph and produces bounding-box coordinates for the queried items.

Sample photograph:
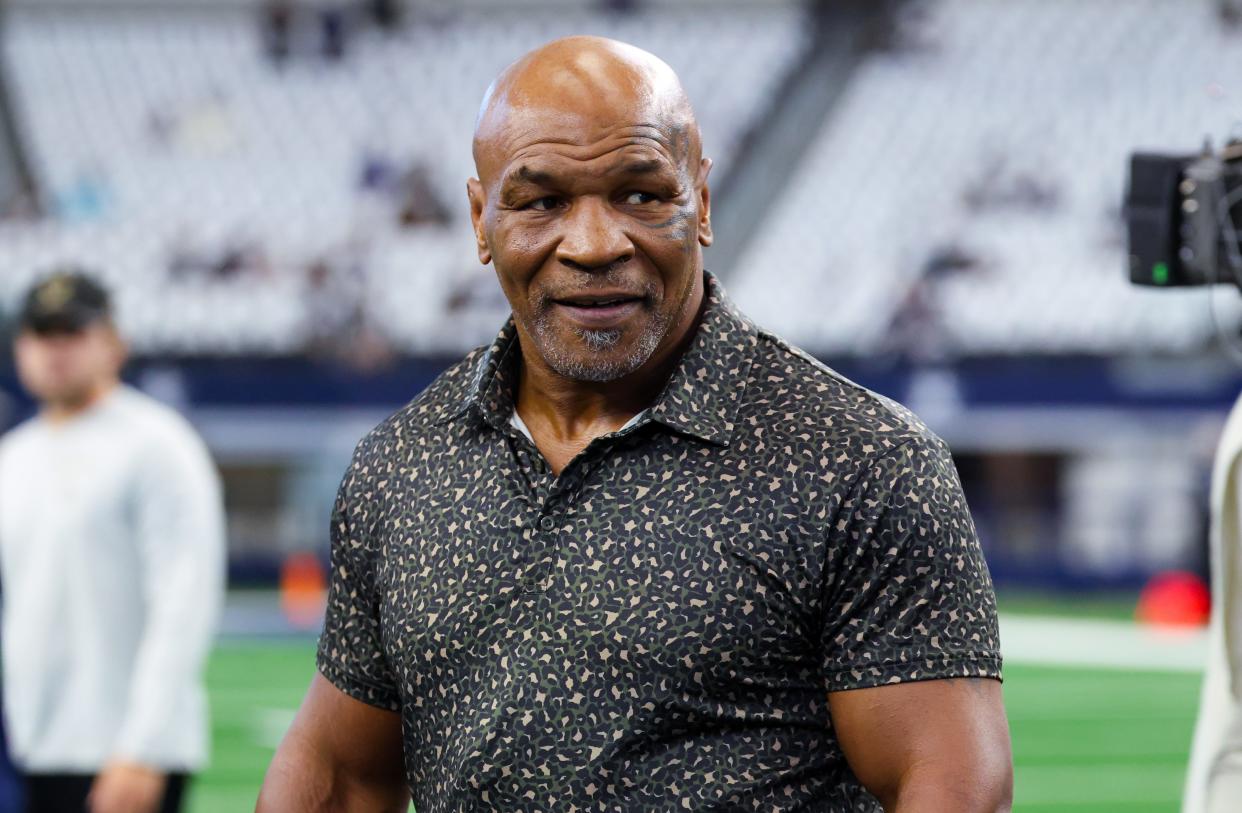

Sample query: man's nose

[556,196,634,272]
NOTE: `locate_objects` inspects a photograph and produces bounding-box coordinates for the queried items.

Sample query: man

[259,36,1012,812]
[0,272,225,813]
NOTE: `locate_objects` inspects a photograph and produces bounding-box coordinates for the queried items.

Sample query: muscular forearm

[259,674,408,812]
[256,736,409,813]
[833,677,1013,813]
[886,765,1012,813]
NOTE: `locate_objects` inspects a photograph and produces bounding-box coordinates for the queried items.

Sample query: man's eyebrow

[612,158,672,176]
[502,165,556,187]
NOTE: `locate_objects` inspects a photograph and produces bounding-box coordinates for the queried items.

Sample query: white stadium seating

[5,0,1242,357]
[0,2,810,353]
[731,0,1242,356]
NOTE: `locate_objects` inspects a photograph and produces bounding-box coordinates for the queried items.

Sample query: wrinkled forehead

[473,55,699,185]
[478,103,695,187]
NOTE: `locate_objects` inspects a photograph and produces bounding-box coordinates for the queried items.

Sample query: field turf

[193,630,1201,812]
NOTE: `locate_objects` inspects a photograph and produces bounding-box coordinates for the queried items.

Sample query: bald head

[472,36,702,183]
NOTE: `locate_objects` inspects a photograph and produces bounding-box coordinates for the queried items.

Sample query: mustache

[534,269,658,308]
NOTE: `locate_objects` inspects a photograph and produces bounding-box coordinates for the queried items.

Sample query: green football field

[196,603,1202,812]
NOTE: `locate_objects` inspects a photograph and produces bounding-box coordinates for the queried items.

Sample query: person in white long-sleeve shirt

[0,272,225,813]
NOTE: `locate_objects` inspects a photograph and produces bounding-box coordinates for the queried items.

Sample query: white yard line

[1000,614,1207,673]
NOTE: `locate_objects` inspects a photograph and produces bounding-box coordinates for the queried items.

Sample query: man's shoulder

[352,345,488,461]
[0,416,42,464]
[745,328,944,463]
[114,387,208,450]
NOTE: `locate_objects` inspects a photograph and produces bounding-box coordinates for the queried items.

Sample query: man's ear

[114,339,131,373]
[696,157,713,248]
[467,177,492,265]
[98,322,128,377]
[104,322,129,370]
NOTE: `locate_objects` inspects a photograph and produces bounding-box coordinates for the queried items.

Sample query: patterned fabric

[317,271,1002,812]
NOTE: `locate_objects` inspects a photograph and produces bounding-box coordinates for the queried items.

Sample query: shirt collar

[438,270,757,447]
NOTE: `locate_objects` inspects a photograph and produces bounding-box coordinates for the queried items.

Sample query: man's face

[470,110,713,383]
[14,323,125,408]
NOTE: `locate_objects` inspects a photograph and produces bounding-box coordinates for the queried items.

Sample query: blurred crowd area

[1,0,1241,359]
[0,0,1240,591]
[0,0,808,359]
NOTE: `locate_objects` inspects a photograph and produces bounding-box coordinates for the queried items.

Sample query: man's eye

[623,191,659,205]
[525,196,561,211]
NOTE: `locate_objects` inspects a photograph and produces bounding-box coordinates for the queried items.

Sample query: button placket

[519,442,610,593]
[523,454,598,593]
[523,506,559,593]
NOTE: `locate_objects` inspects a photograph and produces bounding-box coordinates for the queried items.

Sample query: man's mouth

[551,293,645,328]
[559,296,641,308]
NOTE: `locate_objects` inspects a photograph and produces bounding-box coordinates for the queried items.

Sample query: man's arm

[95,426,226,813]
[831,677,1013,813]
[257,673,409,812]
[818,431,1009,810]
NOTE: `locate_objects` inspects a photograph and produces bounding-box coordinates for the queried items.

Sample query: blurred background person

[0,272,226,813]
[1186,390,1242,812]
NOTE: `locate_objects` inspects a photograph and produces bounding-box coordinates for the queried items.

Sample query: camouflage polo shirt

[317,271,1002,813]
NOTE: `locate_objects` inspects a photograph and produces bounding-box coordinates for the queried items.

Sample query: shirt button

[539,516,556,533]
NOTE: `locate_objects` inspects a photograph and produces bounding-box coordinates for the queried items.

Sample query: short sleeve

[820,434,1002,692]
[316,441,401,711]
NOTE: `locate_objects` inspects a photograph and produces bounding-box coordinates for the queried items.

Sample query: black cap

[18,271,113,335]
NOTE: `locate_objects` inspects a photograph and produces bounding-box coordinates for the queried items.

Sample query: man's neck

[516,355,673,442]
[514,277,706,460]
[42,380,119,426]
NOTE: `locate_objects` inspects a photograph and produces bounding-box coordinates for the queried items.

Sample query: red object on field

[1136,571,1211,628]
[280,552,328,630]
